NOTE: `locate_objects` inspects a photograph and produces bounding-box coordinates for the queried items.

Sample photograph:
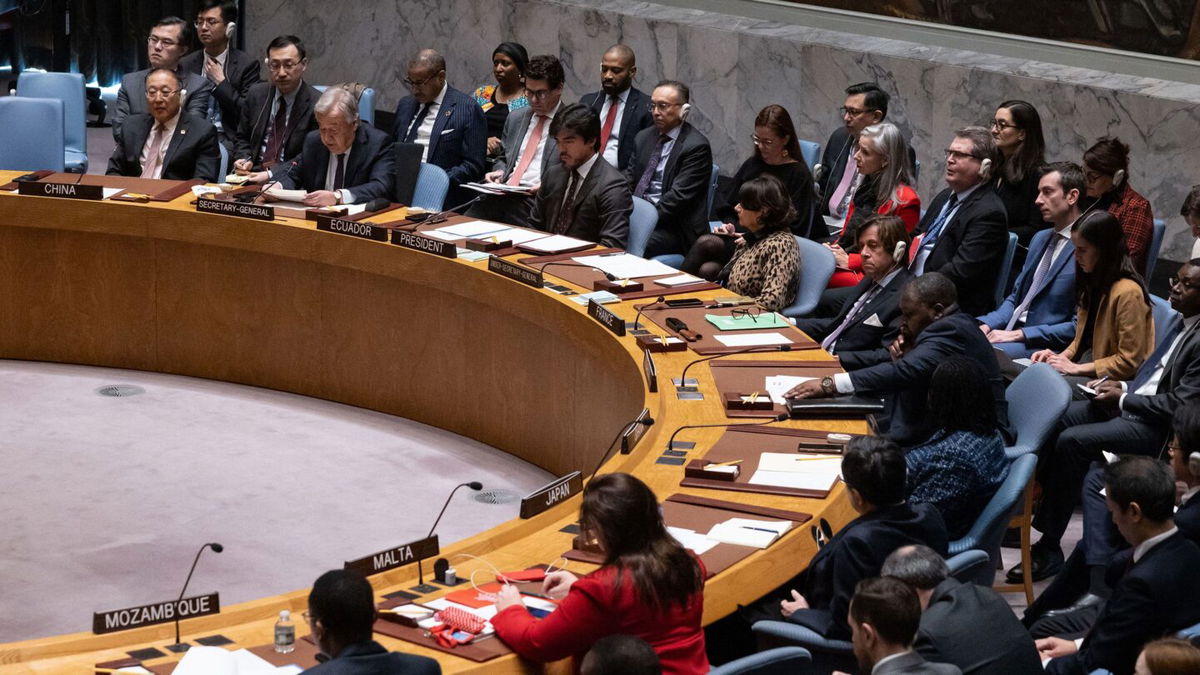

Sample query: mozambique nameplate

[588,299,626,337]
[344,535,439,577]
[93,593,220,634]
[317,217,389,242]
[390,230,457,258]
[519,471,583,519]
[19,181,104,200]
[196,196,275,221]
[488,256,544,288]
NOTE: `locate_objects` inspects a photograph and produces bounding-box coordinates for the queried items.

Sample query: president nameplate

[519,471,583,519]
[344,535,439,577]
[93,592,220,634]
[390,230,457,258]
[488,256,544,288]
[588,299,626,336]
[317,217,389,242]
[196,197,275,221]
[18,181,104,200]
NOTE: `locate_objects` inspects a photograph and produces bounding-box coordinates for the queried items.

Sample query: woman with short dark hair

[1082,137,1155,274]
[719,174,802,311]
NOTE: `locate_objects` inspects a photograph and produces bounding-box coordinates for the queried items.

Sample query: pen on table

[706,459,742,467]
[740,525,779,533]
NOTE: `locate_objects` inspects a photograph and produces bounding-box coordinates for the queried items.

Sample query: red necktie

[599,95,619,154]
[508,115,547,186]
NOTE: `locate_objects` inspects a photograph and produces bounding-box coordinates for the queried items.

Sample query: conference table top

[0,173,865,674]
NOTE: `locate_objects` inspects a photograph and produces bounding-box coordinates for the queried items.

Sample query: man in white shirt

[838,576,961,675]
[580,45,653,172]
[106,69,220,181]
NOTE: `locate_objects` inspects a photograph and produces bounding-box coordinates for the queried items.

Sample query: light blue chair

[411,162,450,211]
[217,143,230,181]
[1004,362,1072,460]
[946,549,990,583]
[626,196,658,257]
[751,621,852,670]
[312,84,376,126]
[653,252,685,269]
[948,454,1039,587]
[1178,620,1200,639]
[994,231,1018,310]
[0,96,66,171]
[780,237,836,319]
[1146,218,1165,280]
[709,646,813,675]
[16,71,87,172]
[798,140,820,171]
[1151,295,1180,352]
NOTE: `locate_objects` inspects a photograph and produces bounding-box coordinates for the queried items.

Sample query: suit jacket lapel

[341,126,369,184]
[567,161,602,217]
[161,117,189,171]
[505,109,532,178]
[662,123,689,185]
[429,94,454,158]
[618,89,640,146]
[127,116,153,166]
[1029,234,1072,299]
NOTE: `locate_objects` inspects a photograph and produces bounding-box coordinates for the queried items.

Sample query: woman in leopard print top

[718,174,802,311]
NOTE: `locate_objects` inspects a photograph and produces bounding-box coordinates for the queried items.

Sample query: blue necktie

[921,193,959,248]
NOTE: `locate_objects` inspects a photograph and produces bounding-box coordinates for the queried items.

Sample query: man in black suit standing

[882,545,1042,675]
[180,0,260,152]
[909,127,1009,316]
[301,569,441,674]
[251,87,391,206]
[112,17,213,143]
[232,35,320,175]
[530,103,632,249]
[625,80,712,257]
[1037,457,1200,675]
[106,69,220,182]
[579,45,653,172]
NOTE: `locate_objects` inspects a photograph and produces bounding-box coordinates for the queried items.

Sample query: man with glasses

[232,35,319,177]
[624,80,712,257]
[106,68,220,182]
[390,48,487,208]
[579,45,653,172]
[179,0,260,152]
[817,83,909,222]
[112,17,213,142]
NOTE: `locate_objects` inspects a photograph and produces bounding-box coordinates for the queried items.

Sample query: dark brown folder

[679,425,850,498]
[517,249,722,299]
[709,359,842,418]
[634,304,821,354]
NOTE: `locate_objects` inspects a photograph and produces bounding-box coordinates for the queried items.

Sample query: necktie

[634,134,669,198]
[206,57,223,131]
[821,283,882,351]
[599,95,620,153]
[828,148,858,216]
[1006,235,1063,330]
[140,123,168,179]
[405,102,431,143]
[921,193,960,249]
[1129,319,1184,391]
[333,153,346,191]
[262,97,288,168]
[555,171,581,234]
[508,114,548,186]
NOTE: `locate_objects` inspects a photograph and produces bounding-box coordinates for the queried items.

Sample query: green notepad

[705,312,788,331]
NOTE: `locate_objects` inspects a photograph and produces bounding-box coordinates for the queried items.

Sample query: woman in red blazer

[492,473,708,674]
[826,122,920,288]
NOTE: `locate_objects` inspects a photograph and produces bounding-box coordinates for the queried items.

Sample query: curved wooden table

[0,172,864,673]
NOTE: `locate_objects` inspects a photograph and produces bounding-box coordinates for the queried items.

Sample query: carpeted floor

[0,360,553,642]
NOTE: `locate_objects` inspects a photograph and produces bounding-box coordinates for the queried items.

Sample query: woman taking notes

[717,174,802,312]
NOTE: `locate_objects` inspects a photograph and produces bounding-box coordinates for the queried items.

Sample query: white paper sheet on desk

[115,667,152,674]
[657,273,706,287]
[431,220,511,238]
[230,648,287,674]
[765,375,815,404]
[714,332,793,347]
[749,465,841,492]
[668,526,719,554]
[573,253,679,279]
[757,452,841,473]
[102,187,123,199]
[484,227,551,245]
[456,248,491,262]
[517,234,593,253]
[705,518,791,549]
[264,187,308,202]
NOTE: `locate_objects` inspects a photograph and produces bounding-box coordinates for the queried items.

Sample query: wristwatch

[820,376,835,395]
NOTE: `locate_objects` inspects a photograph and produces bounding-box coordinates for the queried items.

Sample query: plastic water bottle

[274,609,295,653]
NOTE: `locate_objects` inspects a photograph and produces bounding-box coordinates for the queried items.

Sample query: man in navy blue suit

[390,49,487,208]
[978,162,1081,358]
[579,45,653,172]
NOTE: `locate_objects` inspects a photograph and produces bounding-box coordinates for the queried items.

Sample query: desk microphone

[233,161,296,203]
[538,261,617,282]
[677,345,793,389]
[169,542,223,652]
[415,482,482,591]
[666,414,789,452]
[423,195,484,225]
[631,296,666,332]
[363,197,390,213]
[589,415,656,481]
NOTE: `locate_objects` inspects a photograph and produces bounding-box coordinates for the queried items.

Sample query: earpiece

[680,102,692,118]
[1113,169,1126,187]
[979,157,993,181]
[179,88,187,100]
[893,240,907,261]
[226,21,236,31]
[1189,451,1200,478]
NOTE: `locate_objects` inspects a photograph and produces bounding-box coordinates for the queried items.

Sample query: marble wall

[247,0,1200,262]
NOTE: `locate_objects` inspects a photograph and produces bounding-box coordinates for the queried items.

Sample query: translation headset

[893,239,907,261]
[1189,450,1200,478]
[680,102,692,119]
[978,156,993,181]
[1112,168,1126,188]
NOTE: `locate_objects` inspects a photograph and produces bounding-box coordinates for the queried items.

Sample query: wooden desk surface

[0,174,864,673]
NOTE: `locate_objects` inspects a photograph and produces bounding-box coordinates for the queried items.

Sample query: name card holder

[465,237,512,252]
[344,535,439,577]
[195,196,275,221]
[588,299,626,337]
[19,181,104,200]
[93,593,220,634]
[519,471,583,518]
[316,216,390,242]
[390,230,457,258]
[488,256,544,288]
[593,279,644,293]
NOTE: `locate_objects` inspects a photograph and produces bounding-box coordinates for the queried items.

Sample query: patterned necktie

[821,283,882,351]
[206,57,223,132]
[262,97,288,167]
[555,171,581,234]
[599,95,620,153]
[404,102,431,143]
[508,114,548,186]
[140,123,168,178]
[634,134,669,198]
[333,153,346,191]
[1006,235,1063,330]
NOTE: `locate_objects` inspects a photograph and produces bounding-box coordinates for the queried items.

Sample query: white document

[1013,357,1034,367]
[706,518,792,549]
[102,187,124,199]
[748,453,842,491]
[431,220,510,238]
[765,375,815,404]
[230,649,284,675]
[757,452,841,473]
[456,248,491,262]
[264,187,308,203]
[484,227,551,245]
[573,253,680,279]
[668,526,720,554]
[518,234,594,253]
[569,291,621,306]
[714,332,794,347]
[115,668,153,674]
[171,646,237,675]
[656,273,707,287]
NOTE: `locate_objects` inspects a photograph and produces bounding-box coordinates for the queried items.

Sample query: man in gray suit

[529,102,631,249]
[112,17,213,142]
[840,577,962,675]
[465,54,564,227]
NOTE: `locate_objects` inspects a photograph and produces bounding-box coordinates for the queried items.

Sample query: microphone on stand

[413,482,482,593]
[422,195,484,225]
[589,415,656,481]
[666,414,789,452]
[538,261,618,282]
[631,296,666,332]
[676,345,793,390]
[167,542,224,653]
[233,161,297,203]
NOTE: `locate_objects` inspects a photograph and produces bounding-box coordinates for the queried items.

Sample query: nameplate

[317,217,389,242]
[196,197,275,221]
[488,256,544,288]
[344,535,439,577]
[19,181,104,200]
[390,230,457,258]
[519,471,583,519]
[93,593,220,634]
[588,299,626,337]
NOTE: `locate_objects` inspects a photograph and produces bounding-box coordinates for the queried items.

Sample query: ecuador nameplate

[488,256,544,288]
[93,592,220,634]
[345,535,439,577]
[19,181,104,200]
[390,230,457,258]
[196,197,275,221]
[519,471,583,519]
[588,299,626,336]
[317,217,389,242]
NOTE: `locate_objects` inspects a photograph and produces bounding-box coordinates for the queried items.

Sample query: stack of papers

[171,646,302,674]
[455,248,491,262]
[705,312,788,331]
[518,234,594,254]
[570,290,621,306]
[572,253,680,279]
[747,452,842,492]
[656,273,706,287]
[463,181,536,195]
[426,221,510,240]
[714,332,794,347]
[765,375,816,404]
[705,518,793,549]
[667,526,719,554]
[481,227,552,245]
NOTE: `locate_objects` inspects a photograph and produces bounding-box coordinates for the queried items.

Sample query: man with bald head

[391,48,487,206]
[580,45,653,171]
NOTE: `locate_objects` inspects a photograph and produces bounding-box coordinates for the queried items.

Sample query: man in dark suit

[882,545,1041,675]
[301,569,440,674]
[390,48,487,208]
[179,0,260,152]
[845,577,963,675]
[530,103,631,248]
[817,82,886,220]
[978,162,1081,357]
[106,69,220,182]
[788,273,1010,446]
[624,80,712,257]
[465,54,564,227]
[579,44,653,172]
[910,127,1009,316]
[1037,457,1200,675]
[112,17,213,142]
[797,214,913,371]
[256,87,391,206]
[1011,260,1200,582]
[233,35,319,176]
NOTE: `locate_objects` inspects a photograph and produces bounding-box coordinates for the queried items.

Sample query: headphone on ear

[979,157,993,181]
[180,88,188,100]
[893,239,907,261]
[680,102,692,118]
[1113,169,1126,187]
[1188,451,1200,478]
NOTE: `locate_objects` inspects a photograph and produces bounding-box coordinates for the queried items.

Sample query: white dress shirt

[1133,526,1178,563]
[646,124,681,204]
[911,182,981,275]
[139,111,181,179]
[413,83,447,161]
[599,88,629,167]
[1119,313,1200,409]
[515,101,561,187]
[322,145,356,204]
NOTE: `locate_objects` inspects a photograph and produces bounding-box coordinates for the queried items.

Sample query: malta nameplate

[391,230,457,258]
[196,197,275,221]
[19,181,104,200]
[344,535,439,577]
[519,471,583,519]
[588,299,626,336]
[488,256,544,288]
[317,217,389,242]
[93,592,220,634]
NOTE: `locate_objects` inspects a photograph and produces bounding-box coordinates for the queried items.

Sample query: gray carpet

[0,360,553,642]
